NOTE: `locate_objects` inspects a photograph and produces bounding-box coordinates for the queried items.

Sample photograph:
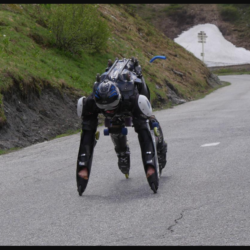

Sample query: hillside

[0,4,222,151]
[134,4,250,51]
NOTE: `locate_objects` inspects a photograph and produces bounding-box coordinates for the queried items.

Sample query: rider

[76,57,167,192]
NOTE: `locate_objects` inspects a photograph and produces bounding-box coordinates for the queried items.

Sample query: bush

[47,4,110,54]
[220,5,240,22]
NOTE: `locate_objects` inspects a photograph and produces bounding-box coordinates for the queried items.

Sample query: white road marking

[201,142,220,147]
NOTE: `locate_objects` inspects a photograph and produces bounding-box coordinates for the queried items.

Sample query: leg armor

[76,115,98,195]
[110,133,130,175]
[136,76,151,101]
[149,116,168,173]
[133,117,160,191]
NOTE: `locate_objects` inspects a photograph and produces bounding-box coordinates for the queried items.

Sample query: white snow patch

[174,23,250,67]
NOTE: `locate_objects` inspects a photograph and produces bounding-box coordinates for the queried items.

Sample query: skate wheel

[104,128,109,136]
[150,183,157,194]
[154,127,160,136]
[121,127,128,135]
[152,122,159,128]
[78,185,83,196]
[125,173,129,179]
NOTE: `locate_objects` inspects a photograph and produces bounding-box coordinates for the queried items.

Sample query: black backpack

[94,57,150,101]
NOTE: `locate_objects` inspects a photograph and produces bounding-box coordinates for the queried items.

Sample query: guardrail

[208,63,250,71]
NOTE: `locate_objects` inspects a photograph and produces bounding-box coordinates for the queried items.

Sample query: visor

[95,94,120,110]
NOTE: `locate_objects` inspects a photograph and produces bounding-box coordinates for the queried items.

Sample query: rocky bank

[0,71,222,150]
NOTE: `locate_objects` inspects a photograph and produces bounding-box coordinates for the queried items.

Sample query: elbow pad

[138,95,152,117]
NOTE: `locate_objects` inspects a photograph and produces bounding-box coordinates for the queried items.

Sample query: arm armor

[135,77,150,101]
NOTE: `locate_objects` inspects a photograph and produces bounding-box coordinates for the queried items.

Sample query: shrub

[47,4,110,54]
[220,5,240,22]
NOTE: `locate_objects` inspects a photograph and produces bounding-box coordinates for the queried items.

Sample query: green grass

[218,4,240,23]
[0,5,113,96]
[0,3,231,131]
[193,81,231,100]
[0,147,21,155]
[213,69,250,75]
[53,129,81,139]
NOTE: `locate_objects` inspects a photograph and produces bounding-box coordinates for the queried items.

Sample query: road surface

[0,75,250,245]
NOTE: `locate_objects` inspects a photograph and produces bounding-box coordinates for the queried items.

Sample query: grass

[213,68,250,75]
[0,3,231,133]
[0,147,21,155]
[193,81,231,99]
[53,129,81,139]
[0,5,113,96]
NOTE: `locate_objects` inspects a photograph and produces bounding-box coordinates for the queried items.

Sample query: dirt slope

[136,4,250,50]
[0,4,222,151]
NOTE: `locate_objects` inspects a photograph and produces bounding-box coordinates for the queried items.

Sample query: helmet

[94,80,121,110]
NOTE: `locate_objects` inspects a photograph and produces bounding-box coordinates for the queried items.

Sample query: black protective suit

[76,57,167,194]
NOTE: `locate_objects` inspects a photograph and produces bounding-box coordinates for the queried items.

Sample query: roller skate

[117,148,130,179]
[146,165,159,194]
[157,141,167,176]
[76,153,93,196]
[76,131,99,196]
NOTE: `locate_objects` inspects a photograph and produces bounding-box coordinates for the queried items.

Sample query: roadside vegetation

[0,147,20,155]
[0,3,232,154]
[0,4,111,127]
[218,4,250,44]
[212,68,250,75]
[218,4,250,24]
[0,4,218,127]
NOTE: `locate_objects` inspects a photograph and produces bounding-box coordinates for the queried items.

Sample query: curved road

[1,75,250,245]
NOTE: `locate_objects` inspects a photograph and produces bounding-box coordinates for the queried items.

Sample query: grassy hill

[133,4,250,51]
[0,4,224,151]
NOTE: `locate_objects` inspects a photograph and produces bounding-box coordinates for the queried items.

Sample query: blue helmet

[94,80,121,110]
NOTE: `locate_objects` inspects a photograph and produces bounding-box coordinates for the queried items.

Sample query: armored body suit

[76,58,167,193]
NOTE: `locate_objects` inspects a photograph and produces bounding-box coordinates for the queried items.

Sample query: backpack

[94,58,150,101]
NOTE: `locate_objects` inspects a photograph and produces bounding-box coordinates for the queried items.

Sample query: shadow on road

[80,175,171,202]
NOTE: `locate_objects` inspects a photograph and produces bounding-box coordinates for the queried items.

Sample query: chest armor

[94,58,139,101]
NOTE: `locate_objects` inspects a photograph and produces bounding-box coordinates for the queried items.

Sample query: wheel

[150,183,157,194]
[152,122,159,128]
[121,127,128,135]
[78,185,83,196]
[104,128,109,136]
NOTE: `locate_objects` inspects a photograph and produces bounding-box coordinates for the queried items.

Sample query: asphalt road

[1,75,250,245]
